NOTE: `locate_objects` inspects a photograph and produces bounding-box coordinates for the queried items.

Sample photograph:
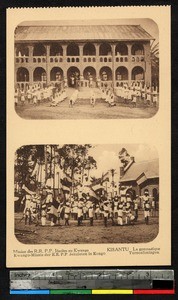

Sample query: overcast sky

[88,144,158,178]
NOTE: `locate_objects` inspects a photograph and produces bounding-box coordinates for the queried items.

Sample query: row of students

[15,85,54,106]
[21,186,156,227]
[115,84,159,107]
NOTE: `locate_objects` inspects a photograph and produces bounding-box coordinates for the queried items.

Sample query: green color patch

[50,289,92,294]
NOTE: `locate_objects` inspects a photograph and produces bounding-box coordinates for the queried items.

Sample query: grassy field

[15,212,159,244]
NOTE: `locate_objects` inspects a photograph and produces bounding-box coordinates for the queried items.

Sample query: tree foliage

[15,144,97,190]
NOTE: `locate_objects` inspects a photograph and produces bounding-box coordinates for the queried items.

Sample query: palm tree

[150,41,159,88]
[110,168,117,196]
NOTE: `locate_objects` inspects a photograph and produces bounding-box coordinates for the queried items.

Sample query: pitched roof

[15,24,153,42]
[120,159,159,182]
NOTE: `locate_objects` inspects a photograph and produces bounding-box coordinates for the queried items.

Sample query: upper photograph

[14,19,159,119]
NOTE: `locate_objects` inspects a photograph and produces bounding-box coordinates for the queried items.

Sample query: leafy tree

[57,144,97,184]
[15,145,97,193]
[15,145,45,190]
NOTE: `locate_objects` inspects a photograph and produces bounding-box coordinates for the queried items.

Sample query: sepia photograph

[14,144,159,244]
[14,19,159,119]
[7,6,170,268]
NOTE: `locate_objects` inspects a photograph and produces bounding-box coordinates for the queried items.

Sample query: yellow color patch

[92,289,133,294]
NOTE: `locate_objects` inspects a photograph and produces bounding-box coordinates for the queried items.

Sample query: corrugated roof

[120,159,159,182]
[15,25,153,42]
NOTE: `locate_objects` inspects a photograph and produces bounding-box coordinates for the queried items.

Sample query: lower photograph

[14,144,159,245]
[7,142,171,267]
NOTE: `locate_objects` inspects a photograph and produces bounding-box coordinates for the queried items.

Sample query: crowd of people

[14,80,159,109]
[15,83,55,106]
[115,82,159,107]
[20,189,158,228]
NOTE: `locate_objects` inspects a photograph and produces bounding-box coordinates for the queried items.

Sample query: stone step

[66,87,103,99]
[75,98,105,105]
[78,91,102,99]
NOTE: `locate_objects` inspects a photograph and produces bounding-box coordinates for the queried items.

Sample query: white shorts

[144,211,150,218]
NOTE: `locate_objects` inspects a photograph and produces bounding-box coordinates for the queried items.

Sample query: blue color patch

[10,290,50,294]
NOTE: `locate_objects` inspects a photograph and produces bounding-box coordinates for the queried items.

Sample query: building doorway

[67,67,80,88]
[83,66,96,87]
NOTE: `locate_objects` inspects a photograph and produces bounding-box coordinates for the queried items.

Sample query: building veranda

[15,23,153,89]
[14,22,159,119]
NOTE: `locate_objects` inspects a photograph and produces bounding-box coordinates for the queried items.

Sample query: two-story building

[15,22,154,90]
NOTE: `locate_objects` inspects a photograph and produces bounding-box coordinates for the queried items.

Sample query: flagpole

[50,145,52,180]
[53,146,55,192]
[37,160,40,185]
[44,145,47,183]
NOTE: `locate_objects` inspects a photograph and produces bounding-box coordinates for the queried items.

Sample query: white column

[111,44,116,88]
[46,44,50,85]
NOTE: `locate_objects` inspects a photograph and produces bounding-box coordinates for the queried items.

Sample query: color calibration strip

[10,289,175,295]
[10,269,175,295]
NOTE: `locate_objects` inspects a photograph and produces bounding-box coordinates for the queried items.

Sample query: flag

[60,177,72,194]
[81,186,100,202]
[101,172,109,183]
[47,198,59,222]
[61,177,72,187]
[22,184,36,195]
[92,183,104,193]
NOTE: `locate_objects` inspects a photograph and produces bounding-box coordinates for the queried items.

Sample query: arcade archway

[115,66,128,81]
[67,67,80,87]
[33,67,46,82]
[50,67,64,81]
[83,43,96,56]
[115,43,128,56]
[131,43,144,55]
[33,44,46,56]
[83,67,96,81]
[16,45,29,57]
[99,66,112,81]
[67,43,79,56]
[99,43,112,56]
[50,43,63,56]
[132,66,144,81]
[17,67,29,82]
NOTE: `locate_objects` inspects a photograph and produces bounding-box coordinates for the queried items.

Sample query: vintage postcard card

[6,6,171,267]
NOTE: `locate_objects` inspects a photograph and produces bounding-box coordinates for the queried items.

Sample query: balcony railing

[115,80,129,87]
[131,55,145,62]
[76,79,98,89]
[16,81,30,89]
[115,56,128,63]
[100,80,113,88]
[99,56,112,63]
[131,79,144,83]
[16,57,29,63]
[15,55,145,65]
[33,56,46,63]
[66,56,80,63]
[83,56,96,63]
[50,56,63,63]
[115,79,145,87]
